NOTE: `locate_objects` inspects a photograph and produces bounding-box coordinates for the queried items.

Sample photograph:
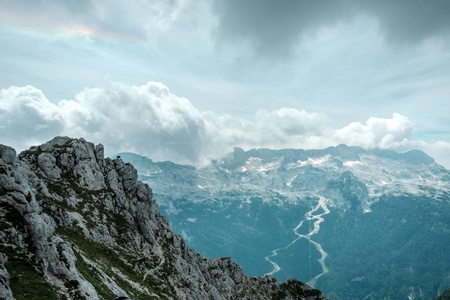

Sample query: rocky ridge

[121,145,450,214]
[0,137,327,299]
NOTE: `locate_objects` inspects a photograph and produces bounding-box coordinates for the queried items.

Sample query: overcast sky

[1,0,449,168]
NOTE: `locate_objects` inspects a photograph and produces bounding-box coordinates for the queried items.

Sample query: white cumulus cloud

[59,81,207,163]
[334,113,413,149]
[0,85,63,150]
[1,82,449,169]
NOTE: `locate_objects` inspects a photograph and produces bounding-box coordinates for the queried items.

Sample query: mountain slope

[119,145,450,299]
[0,137,327,300]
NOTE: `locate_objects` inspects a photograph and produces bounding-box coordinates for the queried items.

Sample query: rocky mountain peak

[0,137,327,299]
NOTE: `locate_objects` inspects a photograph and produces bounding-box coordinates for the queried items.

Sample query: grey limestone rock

[95,143,105,168]
[72,159,106,190]
[0,145,16,164]
[37,152,61,179]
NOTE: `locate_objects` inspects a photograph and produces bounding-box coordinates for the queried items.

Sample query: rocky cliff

[0,137,327,300]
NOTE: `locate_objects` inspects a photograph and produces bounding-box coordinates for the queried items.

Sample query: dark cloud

[213,0,450,58]
[213,0,350,58]
[358,0,450,45]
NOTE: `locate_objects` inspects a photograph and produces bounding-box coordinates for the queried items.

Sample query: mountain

[0,137,328,300]
[119,145,450,300]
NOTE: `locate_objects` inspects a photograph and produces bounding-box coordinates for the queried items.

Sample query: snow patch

[287,155,332,169]
[286,175,298,187]
[141,170,162,176]
[240,157,283,173]
[343,160,364,167]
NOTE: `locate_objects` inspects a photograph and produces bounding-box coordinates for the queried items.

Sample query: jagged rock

[37,152,61,179]
[0,137,328,300]
[95,143,105,169]
[0,145,15,164]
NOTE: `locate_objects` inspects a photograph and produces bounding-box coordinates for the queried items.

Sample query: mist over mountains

[120,145,450,299]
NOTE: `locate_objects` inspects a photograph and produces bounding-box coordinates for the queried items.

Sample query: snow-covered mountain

[119,145,450,300]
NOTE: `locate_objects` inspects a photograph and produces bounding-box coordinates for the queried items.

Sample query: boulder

[0,145,16,164]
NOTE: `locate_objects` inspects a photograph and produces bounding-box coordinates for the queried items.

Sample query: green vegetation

[74,251,116,300]
[0,202,59,299]
[56,226,173,299]
[6,254,59,300]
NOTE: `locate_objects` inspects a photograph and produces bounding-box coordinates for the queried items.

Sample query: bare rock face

[0,137,328,300]
[37,152,61,179]
[0,145,15,164]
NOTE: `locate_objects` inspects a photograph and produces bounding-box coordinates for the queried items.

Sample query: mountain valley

[120,145,450,299]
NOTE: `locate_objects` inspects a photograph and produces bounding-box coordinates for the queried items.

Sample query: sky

[0,0,449,168]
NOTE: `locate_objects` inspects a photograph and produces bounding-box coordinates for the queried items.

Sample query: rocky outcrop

[0,145,15,164]
[0,137,327,300]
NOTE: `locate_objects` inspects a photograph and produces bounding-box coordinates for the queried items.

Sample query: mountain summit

[0,137,328,299]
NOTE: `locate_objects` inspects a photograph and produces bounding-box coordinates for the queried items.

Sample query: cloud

[357,0,450,45]
[1,83,202,163]
[0,85,63,150]
[1,82,449,168]
[0,0,207,44]
[202,108,332,156]
[213,0,450,58]
[3,0,450,61]
[334,113,413,149]
[213,0,350,58]
[58,81,207,163]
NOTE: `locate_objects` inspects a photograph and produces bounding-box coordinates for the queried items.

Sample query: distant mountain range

[119,145,450,299]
